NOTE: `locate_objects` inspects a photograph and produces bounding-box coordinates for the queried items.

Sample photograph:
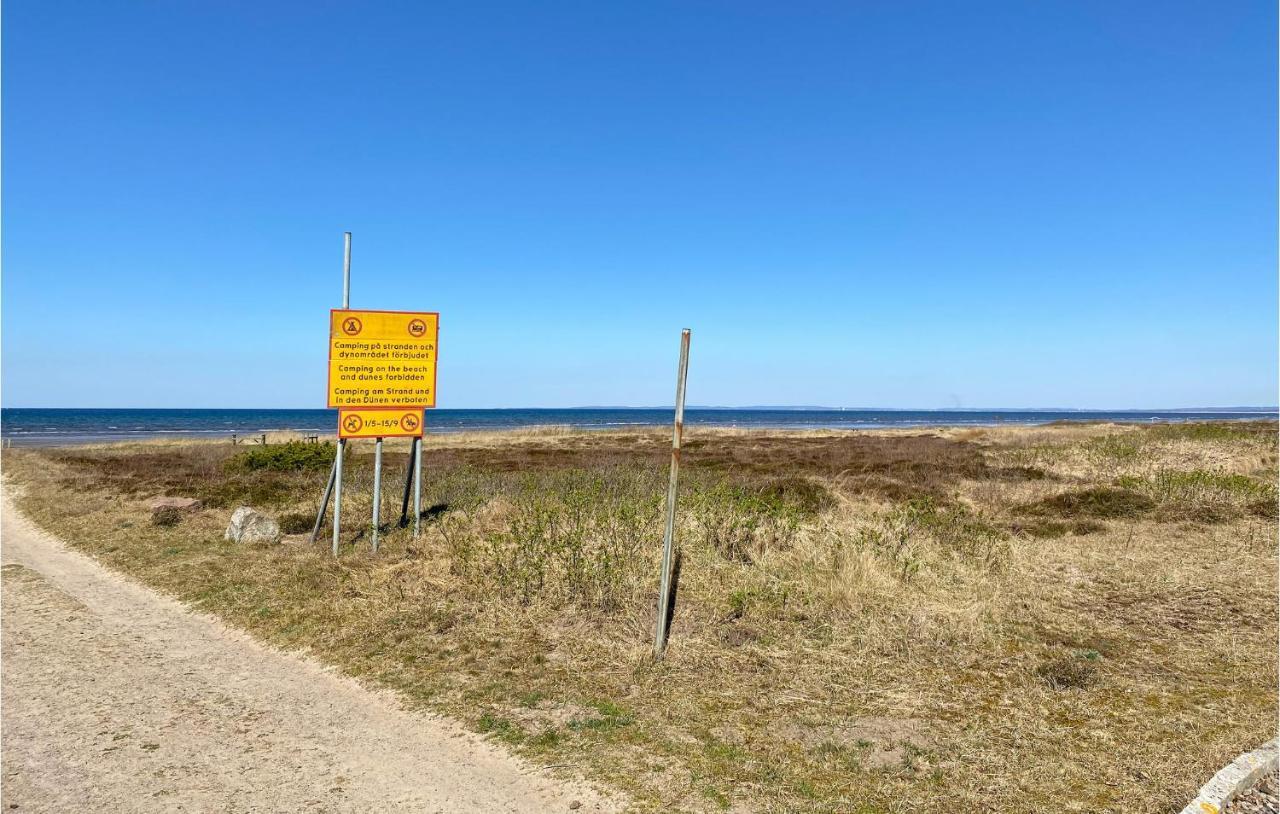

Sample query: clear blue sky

[3,1,1275,409]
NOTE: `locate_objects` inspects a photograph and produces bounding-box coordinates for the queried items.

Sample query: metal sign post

[311,232,435,557]
[331,440,345,557]
[332,232,352,557]
[371,437,383,552]
[312,232,353,552]
[653,329,691,660]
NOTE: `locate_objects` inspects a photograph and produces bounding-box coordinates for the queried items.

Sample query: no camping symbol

[407,318,427,338]
[341,316,363,336]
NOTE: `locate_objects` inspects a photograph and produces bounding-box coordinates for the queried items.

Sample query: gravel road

[0,490,618,813]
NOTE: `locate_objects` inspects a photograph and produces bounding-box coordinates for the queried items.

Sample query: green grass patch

[1117,470,1273,503]
[228,441,335,473]
[1080,434,1144,465]
[1144,422,1265,443]
[1113,469,1277,524]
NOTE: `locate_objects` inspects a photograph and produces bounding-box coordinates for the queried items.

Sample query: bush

[1017,488,1154,520]
[228,442,335,473]
[1036,653,1099,690]
[852,498,1010,580]
[151,506,184,527]
[1144,422,1261,443]
[686,476,831,563]
[1115,470,1276,524]
[1011,519,1106,539]
[1081,435,1144,468]
[1248,498,1278,519]
[756,477,836,518]
[197,476,293,509]
[444,468,662,611]
[278,511,315,534]
[1118,470,1272,503]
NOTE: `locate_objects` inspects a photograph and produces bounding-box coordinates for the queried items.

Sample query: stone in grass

[148,496,203,526]
[224,507,282,545]
[148,496,203,513]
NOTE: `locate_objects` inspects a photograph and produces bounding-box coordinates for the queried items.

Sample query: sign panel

[337,408,425,439]
[328,309,438,408]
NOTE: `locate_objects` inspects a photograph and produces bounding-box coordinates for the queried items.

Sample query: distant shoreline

[1,407,1275,448]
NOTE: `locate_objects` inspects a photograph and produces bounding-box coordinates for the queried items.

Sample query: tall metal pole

[310,440,344,543]
[331,441,345,557]
[413,431,423,538]
[342,231,351,309]
[371,437,383,552]
[329,232,353,556]
[653,329,691,660]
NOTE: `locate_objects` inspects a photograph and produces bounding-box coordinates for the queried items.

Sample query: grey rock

[148,496,203,512]
[224,507,281,544]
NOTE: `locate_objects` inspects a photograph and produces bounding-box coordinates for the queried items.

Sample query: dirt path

[0,492,618,813]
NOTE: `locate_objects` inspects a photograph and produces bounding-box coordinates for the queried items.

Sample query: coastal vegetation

[4,421,1276,813]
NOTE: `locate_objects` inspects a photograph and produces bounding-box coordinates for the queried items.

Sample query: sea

[0,407,1275,447]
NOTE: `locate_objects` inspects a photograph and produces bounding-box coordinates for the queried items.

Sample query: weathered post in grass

[371,437,383,552]
[653,328,691,661]
[413,433,423,538]
[399,437,415,525]
[397,433,425,537]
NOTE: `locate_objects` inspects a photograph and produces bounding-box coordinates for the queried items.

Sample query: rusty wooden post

[413,433,423,537]
[399,436,416,527]
[653,329,691,660]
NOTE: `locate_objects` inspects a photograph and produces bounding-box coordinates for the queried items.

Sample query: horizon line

[3,405,1277,413]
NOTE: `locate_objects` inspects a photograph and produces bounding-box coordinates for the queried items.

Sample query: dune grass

[3,421,1276,813]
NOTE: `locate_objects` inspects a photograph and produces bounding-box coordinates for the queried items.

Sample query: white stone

[224,507,281,545]
[1179,738,1278,814]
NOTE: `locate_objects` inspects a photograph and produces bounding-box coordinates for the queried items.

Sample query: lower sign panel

[338,408,425,439]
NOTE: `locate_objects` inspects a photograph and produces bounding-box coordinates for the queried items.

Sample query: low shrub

[278,511,315,534]
[1080,435,1145,468]
[1144,422,1263,443]
[1010,519,1106,539]
[228,442,335,473]
[1017,488,1154,520]
[756,476,836,518]
[444,468,662,611]
[151,506,184,527]
[686,475,832,563]
[1036,653,1100,690]
[850,497,1009,580]
[1248,498,1278,519]
[1118,470,1272,503]
[1116,470,1275,524]
[197,476,294,509]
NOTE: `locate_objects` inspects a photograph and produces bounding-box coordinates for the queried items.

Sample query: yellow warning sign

[328,309,438,408]
[338,408,425,439]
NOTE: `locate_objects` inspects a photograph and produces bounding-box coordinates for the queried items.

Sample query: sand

[0,489,619,813]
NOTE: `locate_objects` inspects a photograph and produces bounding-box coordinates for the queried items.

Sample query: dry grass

[3,421,1276,813]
